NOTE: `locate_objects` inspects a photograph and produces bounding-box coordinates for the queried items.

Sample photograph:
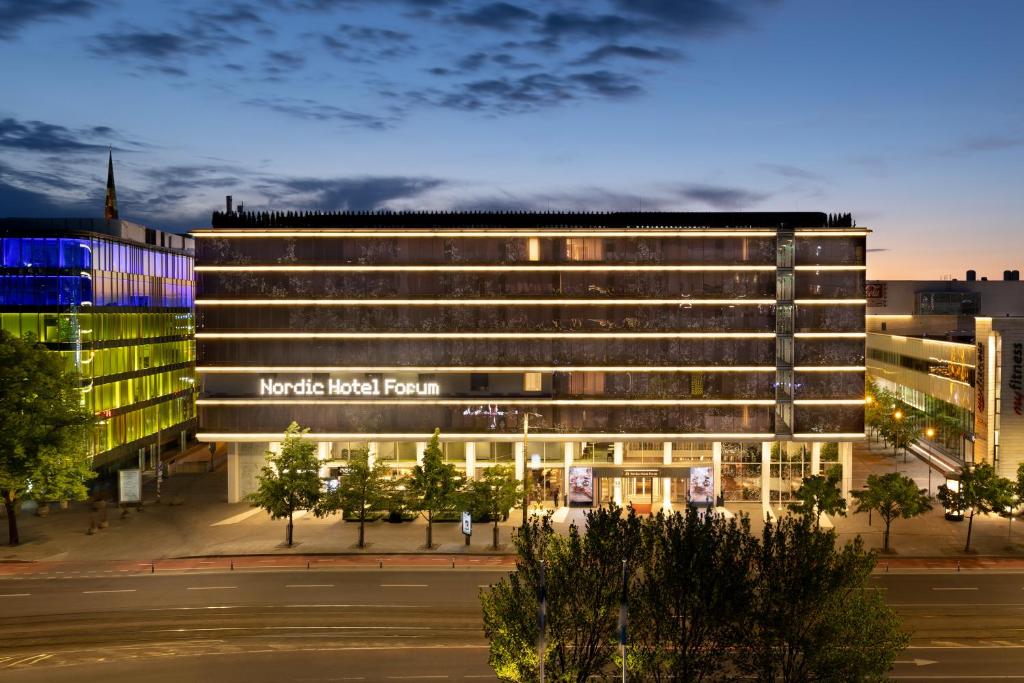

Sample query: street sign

[119,468,142,504]
[461,511,472,536]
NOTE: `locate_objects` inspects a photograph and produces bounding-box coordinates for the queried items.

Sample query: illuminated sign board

[259,377,440,397]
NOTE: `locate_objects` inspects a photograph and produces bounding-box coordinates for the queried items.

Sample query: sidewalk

[2,439,1021,565]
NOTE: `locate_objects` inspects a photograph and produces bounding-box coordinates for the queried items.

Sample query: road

[2,566,1024,681]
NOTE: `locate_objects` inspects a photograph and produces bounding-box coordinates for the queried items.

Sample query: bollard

[451,559,455,569]
[886,563,889,573]
[378,559,383,569]
[151,562,155,574]
[307,560,310,570]
[230,559,234,571]
[956,561,961,572]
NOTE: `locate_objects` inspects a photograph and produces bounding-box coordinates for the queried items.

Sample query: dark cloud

[453,2,538,31]
[609,0,747,35]
[572,44,682,65]
[0,181,94,216]
[187,3,266,26]
[0,0,100,41]
[321,23,415,62]
[674,184,769,209]
[951,135,1024,154]
[0,118,123,154]
[759,163,823,181]
[541,12,642,41]
[252,175,448,210]
[243,97,395,129]
[263,49,305,76]
[569,70,643,98]
[140,164,243,193]
[87,28,225,72]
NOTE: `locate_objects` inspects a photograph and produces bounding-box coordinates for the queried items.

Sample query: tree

[480,507,641,682]
[407,428,463,549]
[465,464,522,549]
[734,516,909,682]
[0,331,95,546]
[246,422,322,547]
[314,447,392,549]
[852,473,933,553]
[938,463,1016,553]
[630,508,754,683]
[1016,463,1024,508]
[30,443,96,509]
[788,466,846,528]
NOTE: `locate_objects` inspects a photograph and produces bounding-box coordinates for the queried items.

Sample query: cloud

[758,163,823,181]
[263,49,305,76]
[609,0,748,35]
[572,44,683,65]
[954,135,1024,154]
[0,117,127,154]
[673,184,769,209]
[243,97,396,129]
[321,23,415,62]
[0,0,100,41]
[541,11,642,41]
[87,28,223,71]
[251,175,448,210]
[453,2,539,31]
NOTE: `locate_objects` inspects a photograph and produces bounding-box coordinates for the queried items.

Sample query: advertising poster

[688,467,713,504]
[567,466,593,506]
[118,468,142,504]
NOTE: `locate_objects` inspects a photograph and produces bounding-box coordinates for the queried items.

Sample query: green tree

[852,473,933,553]
[1016,463,1024,508]
[314,447,392,549]
[938,463,1016,553]
[788,466,847,529]
[30,443,96,510]
[480,507,641,682]
[465,464,522,549]
[407,429,463,549]
[246,422,322,547]
[734,516,909,682]
[630,508,754,683]
[0,331,95,546]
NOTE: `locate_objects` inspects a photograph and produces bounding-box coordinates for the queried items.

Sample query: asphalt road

[2,568,1024,681]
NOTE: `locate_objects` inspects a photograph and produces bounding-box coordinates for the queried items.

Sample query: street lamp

[522,411,542,525]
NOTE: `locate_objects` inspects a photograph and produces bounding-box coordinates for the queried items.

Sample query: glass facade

[0,228,196,469]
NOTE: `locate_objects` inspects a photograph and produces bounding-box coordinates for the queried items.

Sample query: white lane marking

[0,593,30,597]
[147,626,432,632]
[3,653,53,668]
[931,587,979,591]
[187,586,237,591]
[286,584,335,588]
[286,604,416,608]
[386,677,449,680]
[82,589,137,594]
[210,507,264,526]
[381,584,428,588]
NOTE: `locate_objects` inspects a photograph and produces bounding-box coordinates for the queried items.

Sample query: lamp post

[893,410,903,471]
[522,411,542,525]
[925,427,936,494]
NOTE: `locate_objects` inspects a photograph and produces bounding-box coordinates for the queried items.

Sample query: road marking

[3,653,53,668]
[82,589,137,594]
[385,677,449,680]
[0,593,30,597]
[931,587,979,591]
[286,584,335,588]
[381,584,428,588]
[894,659,938,666]
[210,507,264,526]
[187,586,237,591]
[147,626,432,632]
[286,604,416,608]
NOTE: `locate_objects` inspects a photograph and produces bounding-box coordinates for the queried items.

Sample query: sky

[0,0,1021,279]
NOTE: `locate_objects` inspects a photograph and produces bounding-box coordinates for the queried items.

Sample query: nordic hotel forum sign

[259,377,440,397]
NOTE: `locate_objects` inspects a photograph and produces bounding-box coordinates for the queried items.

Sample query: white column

[761,442,772,506]
[712,441,723,505]
[367,441,378,467]
[415,441,426,467]
[317,442,331,478]
[465,442,476,480]
[839,442,853,500]
[613,442,624,507]
[811,442,822,476]
[563,442,574,500]
[227,442,240,504]
[662,442,673,512]
[514,441,525,482]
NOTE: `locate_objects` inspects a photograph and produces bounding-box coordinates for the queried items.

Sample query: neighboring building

[0,158,196,475]
[194,210,867,510]
[867,273,1024,477]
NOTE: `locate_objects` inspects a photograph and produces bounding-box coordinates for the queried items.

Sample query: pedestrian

[552,489,560,508]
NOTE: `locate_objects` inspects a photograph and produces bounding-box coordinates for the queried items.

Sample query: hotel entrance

[586,466,692,512]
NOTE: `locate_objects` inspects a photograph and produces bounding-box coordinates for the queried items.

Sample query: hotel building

[0,217,196,475]
[867,274,1024,477]
[194,211,867,511]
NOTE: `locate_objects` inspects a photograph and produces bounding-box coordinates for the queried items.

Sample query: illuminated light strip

[197,432,778,442]
[197,399,777,406]
[793,433,866,439]
[793,366,866,372]
[194,264,777,272]
[794,231,870,237]
[792,399,866,405]
[792,265,867,271]
[195,332,777,340]
[793,299,867,305]
[195,298,777,306]
[793,332,866,338]
[191,229,778,238]
[874,333,974,349]
[865,314,914,318]
[196,365,778,373]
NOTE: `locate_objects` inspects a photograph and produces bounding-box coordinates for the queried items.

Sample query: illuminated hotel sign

[259,377,440,397]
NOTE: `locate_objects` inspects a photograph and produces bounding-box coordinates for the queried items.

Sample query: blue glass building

[0,218,196,473]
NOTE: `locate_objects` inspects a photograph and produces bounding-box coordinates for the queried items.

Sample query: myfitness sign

[259,377,440,397]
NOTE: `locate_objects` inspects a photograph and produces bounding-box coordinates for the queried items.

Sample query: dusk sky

[1,0,1021,279]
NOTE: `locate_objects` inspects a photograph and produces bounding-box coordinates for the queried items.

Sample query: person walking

[552,489,560,508]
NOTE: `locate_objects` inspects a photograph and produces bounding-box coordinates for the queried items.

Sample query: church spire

[104,148,119,220]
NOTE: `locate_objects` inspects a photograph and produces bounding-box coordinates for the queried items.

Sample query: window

[527,237,540,261]
[470,373,489,391]
[523,372,542,392]
[564,238,603,261]
[568,372,605,395]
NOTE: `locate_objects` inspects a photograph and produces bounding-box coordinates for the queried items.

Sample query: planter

[36,503,50,517]
[59,500,69,510]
